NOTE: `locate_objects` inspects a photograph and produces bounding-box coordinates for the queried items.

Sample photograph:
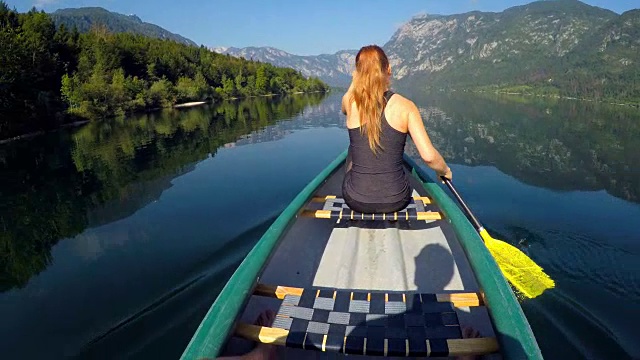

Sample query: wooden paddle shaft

[441,178,483,232]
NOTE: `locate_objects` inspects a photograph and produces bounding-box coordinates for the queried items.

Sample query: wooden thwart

[236,323,288,347]
[447,338,500,357]
[235,324,499,357]
[254,284,483,307]
[301,209,442,221]
[311,195,337,202]
[302,209,333,219]
[254,284,303,299]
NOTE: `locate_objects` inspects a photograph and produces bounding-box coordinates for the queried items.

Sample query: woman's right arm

[406,101,452,180]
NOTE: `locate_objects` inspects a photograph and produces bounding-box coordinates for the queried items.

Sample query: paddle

[441,177,555,298]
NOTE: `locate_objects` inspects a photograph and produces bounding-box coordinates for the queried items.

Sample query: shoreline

[0,120,90,145]
[0,90,330,145]
[471,90,640,108]
[0,100,217,144]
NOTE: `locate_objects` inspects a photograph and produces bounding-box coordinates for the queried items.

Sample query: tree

[255,65,268,94]
[146,78,174,108]
[217,75,236,99]
[234,73,246,95]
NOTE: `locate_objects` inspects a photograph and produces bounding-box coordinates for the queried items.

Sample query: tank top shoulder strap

[384,90,395,103]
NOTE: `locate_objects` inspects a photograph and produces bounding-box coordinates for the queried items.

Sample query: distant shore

[471,90,640,108]
[0,90,330,144]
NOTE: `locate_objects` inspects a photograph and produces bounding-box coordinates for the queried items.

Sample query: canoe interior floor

[225,165,500,359]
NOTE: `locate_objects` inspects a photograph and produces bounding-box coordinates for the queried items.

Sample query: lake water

[0,91,638,359]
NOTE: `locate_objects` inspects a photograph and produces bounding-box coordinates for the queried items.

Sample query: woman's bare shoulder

[342,89,352,102]
[343,82,355,99]
[342,88,354,114]
[388,92,418,113]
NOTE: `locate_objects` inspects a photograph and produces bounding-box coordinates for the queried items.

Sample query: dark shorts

[343,190,411,214]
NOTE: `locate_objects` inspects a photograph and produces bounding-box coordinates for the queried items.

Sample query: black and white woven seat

[301,195,442,221]
[235,284,499,357]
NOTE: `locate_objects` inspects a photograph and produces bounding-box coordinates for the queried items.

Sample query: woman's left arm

[341,78,355,115]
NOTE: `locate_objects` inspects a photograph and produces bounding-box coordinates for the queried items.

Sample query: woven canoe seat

[235,284,499,357]
[302,195,442,221]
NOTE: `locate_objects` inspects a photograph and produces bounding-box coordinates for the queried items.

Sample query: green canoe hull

[181,150,542,359]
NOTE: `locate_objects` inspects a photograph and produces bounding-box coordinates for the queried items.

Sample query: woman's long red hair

[351,45,390,154]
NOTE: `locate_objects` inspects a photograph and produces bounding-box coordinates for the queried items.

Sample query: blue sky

[6,0,638,55]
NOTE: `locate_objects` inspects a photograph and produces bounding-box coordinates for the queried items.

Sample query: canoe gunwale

[403,155,543,360]
[180,150,349,360]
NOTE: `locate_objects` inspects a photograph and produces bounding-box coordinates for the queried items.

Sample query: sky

[5,0,638,55]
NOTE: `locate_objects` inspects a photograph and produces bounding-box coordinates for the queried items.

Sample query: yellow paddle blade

[479,229,555,298]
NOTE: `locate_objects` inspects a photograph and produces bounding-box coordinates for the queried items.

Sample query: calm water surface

[0,91,638,359]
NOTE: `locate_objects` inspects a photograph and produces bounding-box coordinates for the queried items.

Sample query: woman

[342,45,452,214]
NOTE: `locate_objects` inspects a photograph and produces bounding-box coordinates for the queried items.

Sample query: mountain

[51,7,197,46]
[386,0,615,84]
[215,1,639,102]
[212,46,357,87]
[384,0,639,102]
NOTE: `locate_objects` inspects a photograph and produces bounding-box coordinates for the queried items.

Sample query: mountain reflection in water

[407,92,640,203]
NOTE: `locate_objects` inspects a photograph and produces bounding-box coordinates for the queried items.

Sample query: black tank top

[342,91,411,204]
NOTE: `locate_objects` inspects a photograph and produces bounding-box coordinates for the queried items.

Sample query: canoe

[181,150,543,359]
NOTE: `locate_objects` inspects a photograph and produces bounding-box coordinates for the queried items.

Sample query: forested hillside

[51,7,197,46]
[554,9,640,101]
[0,3,327,139]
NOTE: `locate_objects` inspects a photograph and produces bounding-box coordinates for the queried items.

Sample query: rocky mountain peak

[383,0,619,85]
[213,47,357,87]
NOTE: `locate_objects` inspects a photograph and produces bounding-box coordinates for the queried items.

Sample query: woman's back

[342,91,412,213]
[341,45,451,213]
